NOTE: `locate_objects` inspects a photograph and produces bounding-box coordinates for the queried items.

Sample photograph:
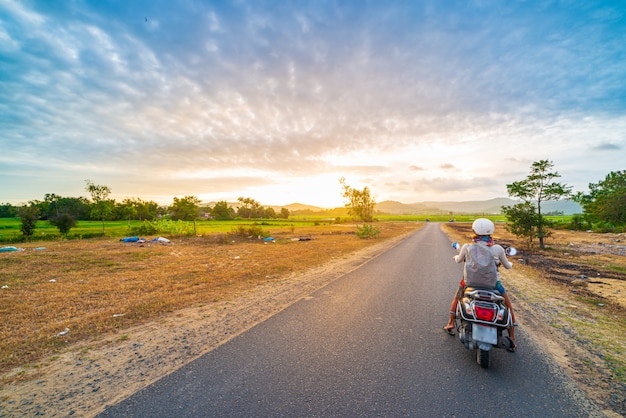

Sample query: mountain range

[281,198,583,215]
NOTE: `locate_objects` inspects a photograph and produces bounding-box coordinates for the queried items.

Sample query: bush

[355,223,380,239]
[131,221,159,236]
[569,214,587,231]
[228,224,269,239]
[18,206,39,239]
[49,213,77,235]
[594,221,616,233]
[130,219,194,237]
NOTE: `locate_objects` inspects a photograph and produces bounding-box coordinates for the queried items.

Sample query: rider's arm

[453,244,470,263]
[495,246,513,269]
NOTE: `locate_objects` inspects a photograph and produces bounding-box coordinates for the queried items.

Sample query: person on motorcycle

[443,218,517,351]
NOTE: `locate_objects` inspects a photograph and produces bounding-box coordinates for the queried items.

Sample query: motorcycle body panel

[455,287,513,367]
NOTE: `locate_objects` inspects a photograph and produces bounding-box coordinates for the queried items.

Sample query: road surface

[99,223,598,417]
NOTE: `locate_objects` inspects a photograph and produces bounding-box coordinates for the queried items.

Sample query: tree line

[4,180,290,239]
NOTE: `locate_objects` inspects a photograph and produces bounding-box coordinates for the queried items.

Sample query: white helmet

[472,218,495,236]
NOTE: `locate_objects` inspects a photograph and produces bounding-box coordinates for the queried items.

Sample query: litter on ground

[0,246,24,252]
[120,236,170,244]
[56,328,70,337]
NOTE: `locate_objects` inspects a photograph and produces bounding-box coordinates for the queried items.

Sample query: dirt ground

[1,224,625,417]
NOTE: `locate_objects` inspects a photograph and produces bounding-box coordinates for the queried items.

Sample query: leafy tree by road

[340,177,375,222]
[501,202,539,248]
[504,160,571,249]
[574,170,626,230]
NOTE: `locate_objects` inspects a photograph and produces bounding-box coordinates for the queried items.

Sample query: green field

[0,217,343,243]
[0,214,575,244]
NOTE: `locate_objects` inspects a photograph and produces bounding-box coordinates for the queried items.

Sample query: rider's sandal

[506,338,517,352]
[442,326,455,335]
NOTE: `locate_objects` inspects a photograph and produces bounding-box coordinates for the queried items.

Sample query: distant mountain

[280,202,326,212]
[418,198,518,215]
[374,201,441,215]
[209,198,582,216]
[374,198,582,215]
[540,199,582,215]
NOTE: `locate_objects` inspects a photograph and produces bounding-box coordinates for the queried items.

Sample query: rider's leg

[503,292,516,342]
[444,286,463,330]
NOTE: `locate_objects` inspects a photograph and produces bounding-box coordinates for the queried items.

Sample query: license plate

[473,324,497,344]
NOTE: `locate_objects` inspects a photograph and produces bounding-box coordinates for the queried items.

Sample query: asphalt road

[99,223,599,417]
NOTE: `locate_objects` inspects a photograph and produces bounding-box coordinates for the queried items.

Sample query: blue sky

[1,0,624,208]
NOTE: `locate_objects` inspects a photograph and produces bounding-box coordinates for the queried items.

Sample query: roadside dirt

[1,224,624,417]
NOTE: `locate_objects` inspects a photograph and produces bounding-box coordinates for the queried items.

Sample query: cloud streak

[1,0,625,207]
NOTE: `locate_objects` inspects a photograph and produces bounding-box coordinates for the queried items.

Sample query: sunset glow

[1,1,624,207]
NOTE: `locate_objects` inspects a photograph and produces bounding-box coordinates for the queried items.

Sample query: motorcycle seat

[464,286,502,295]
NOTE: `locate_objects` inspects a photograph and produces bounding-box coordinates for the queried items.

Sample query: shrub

[49,213,77,235]
[228,224,268,239]
[131,221,159,236]
[355,223,380,239]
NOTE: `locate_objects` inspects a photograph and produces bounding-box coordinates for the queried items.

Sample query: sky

[1,0,625,208]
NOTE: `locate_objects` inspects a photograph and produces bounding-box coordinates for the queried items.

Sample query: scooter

[451,242,517,368]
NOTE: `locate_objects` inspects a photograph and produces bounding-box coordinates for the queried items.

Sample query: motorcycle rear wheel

[477,348,490,368]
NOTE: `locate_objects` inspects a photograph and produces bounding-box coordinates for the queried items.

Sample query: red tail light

[474,306,496,321]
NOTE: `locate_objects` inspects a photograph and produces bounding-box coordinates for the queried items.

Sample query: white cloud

[1,1,625,206]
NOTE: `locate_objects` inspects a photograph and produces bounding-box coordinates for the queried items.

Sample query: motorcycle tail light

[474,306,496,321]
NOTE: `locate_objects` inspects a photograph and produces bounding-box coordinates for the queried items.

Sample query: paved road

[99,223,598,417]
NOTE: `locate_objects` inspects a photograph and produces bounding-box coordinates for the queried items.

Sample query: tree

[39,194,90,221]
[85,180,114,233]
[50,213,77,236]
[210,200,235,220]
[118,199,138,227]
[573,170,626,227]
[501,202,539,248]
[279,208,290,219]
[169,196,201,235]
[18,204,39,239]
[0,203,18,218]
[130,198,160,221]
[339,177,375,222]
[505,160,571,249]
[236,197,264,219]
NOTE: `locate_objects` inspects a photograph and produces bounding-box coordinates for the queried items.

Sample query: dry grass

[0,222,420,375]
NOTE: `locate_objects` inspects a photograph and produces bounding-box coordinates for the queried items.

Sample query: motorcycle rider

[443,218,517,351]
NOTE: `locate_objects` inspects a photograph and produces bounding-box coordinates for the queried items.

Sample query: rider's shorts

[457,278,506,296]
